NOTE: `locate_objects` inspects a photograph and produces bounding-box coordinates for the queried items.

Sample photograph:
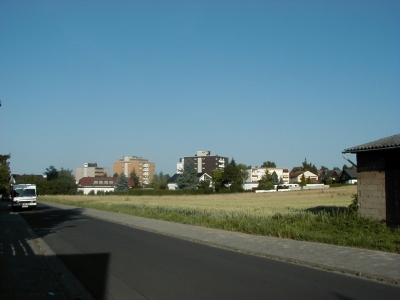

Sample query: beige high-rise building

[113,156,155,186]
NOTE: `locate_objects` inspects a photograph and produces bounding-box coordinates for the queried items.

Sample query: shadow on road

[1,201,109,300]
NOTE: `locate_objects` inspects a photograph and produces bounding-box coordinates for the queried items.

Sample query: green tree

[211,168,224,192]
[44,165,59,180]
[176,159,198,190]
[271,171,279,185]
[237,163,249,184]
[113,173,118,177]
[55,168,77,194]
[129,169,140,188]
[302,158,318,175]
[149,171,170,189]
[258,170,274,190]
[300,173,307,187]
[115,173,130,192]
[222,158,243,192]
[0,154,11,194]
[41,166,77,195]
[261,161,276,168]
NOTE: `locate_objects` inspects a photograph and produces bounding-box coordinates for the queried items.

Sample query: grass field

[40,186,400,253]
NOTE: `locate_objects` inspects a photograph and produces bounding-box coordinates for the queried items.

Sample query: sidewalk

[0,201,94,300]
[43,201,400,285]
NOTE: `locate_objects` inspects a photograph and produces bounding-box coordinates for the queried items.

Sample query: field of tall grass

[40,186,400,253]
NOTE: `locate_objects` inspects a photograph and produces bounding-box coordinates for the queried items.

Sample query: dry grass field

[41,186,357,217]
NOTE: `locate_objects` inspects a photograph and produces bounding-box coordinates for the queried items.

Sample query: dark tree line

[9,164,77,195]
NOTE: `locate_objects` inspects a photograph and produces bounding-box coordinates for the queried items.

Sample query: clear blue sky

[1,0,399,176]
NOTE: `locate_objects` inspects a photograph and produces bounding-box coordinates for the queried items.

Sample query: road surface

[20,203,400,300]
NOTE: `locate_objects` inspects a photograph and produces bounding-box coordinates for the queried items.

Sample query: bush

[348,194,359,215]
[258,182,274,190]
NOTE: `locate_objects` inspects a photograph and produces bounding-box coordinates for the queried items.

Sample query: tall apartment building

[113,156,155,186]
[177,151,228,174]
[75,163,110,183]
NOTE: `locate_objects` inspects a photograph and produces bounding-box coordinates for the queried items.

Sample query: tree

[320,166,329,171]
[176,159,198,190]
[300,173,307,187]
[0,154,11,194]
[41,166,77,195]
[211,168,224,192]
[261,161,276,168]
[301,158,318,175]
[271,171,279,185]
[44,165,59,180]
[113,173,118,177]
[222,158,243,192]
[237,163,249,184]
[149,171,170,189]
[115,173,130,192]
[258,170,274,190]
[129,169,140,188]
[55,168,77,194]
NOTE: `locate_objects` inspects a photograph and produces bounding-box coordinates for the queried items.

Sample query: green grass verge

[41,198,400,253]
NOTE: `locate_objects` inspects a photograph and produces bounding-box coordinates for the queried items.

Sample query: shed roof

[343,134,400,153]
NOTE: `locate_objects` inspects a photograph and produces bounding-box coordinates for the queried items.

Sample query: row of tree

[0,153,352,196]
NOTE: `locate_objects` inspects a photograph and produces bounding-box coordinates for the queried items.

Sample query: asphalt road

[20,203,400,300]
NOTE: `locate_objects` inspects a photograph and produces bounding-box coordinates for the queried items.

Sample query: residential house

[9,174,45,184]
[338,168,357,184]
[343,133,400,225]
[167,173,212,190]
[78,177,135,195]
[289,171,318,183]
[319,169,341,184]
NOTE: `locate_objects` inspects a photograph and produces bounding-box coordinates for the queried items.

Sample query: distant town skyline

[1,1,398,176]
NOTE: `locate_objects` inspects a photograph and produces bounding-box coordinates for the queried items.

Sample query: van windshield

[13,189,36,197]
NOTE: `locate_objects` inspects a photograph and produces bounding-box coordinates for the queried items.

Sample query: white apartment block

[247,167,290,184]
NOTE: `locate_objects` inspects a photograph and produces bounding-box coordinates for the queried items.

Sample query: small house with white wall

[289,171,318,183]
[78,177,134,195]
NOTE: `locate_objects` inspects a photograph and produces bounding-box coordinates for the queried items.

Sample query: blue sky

[1,0,399,176]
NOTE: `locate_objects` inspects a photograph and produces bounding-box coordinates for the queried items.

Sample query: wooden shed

[343,134,400,225]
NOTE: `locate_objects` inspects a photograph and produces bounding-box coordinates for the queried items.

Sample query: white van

[11,184,37,211]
